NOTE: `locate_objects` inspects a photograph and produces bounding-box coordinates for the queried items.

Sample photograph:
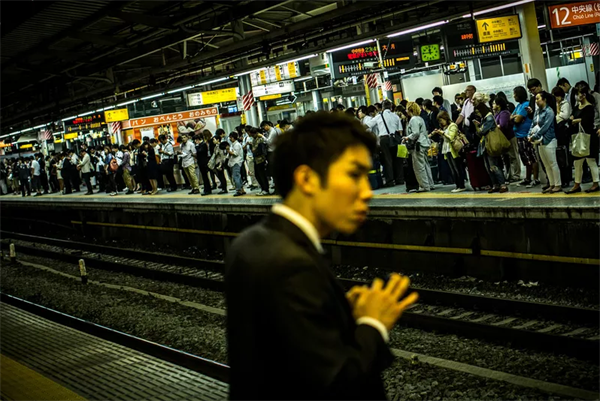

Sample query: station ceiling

[2,0,548,131]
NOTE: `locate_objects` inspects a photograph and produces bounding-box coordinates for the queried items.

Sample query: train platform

[3,181,599,220]
[0,301,228,401]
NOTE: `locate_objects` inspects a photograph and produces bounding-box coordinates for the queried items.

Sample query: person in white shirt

[456,85,476,129]
[31,153,43,196]
[357,105,379,138]
[178,133,200,194]
[227,132,245,197]
[366,100,404,187]
[241,130,256,190]
[557,78,574,107]
[158,134,177,192]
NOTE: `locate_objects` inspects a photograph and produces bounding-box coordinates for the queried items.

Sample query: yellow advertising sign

[476,15,522,43]
[259,94,282,101]
[201,88,238,104]
[259,70,267,85]
[287,62,298,78]
[64,133,78,140]
[20,144,33,149]
[274,65,282,81]
[105,108,129,123]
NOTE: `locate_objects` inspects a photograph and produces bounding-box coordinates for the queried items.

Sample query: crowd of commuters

[0,120,292,198]
[2,77,598,198]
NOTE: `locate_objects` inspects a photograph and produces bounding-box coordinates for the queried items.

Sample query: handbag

[485,126,511,157]
[570,122,591,158]
[380,111,401,146]
[396,144,409,158]
[451,130,469,153]
[207,152,217,171]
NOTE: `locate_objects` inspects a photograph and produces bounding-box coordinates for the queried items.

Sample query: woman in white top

[403,102,434,192]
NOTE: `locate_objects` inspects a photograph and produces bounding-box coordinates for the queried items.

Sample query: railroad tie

[491,317,517,326]
[512,320,539,330]
[450,312,475,320]
[561,328,589,337]
[586,335,600,341]
[536,324,563,334]
[437,309,455,316]
[470,314,495,323]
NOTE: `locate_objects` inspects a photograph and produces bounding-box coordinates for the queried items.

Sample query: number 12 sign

[548,1,600,29]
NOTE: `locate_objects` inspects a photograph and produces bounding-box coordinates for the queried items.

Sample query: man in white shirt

[366,100,404,186]
[456,84,476,129]
[225,111,418,400]
[226,132,245,197]
[557,78,573,107]
[178,133,200,194]
[158,134,177,192]
[31,153,43,197]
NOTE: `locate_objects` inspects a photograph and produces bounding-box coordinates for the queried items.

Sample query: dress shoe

[585,186,600,193]
[565,187,581,194]
[218,190,228,194]
[188,189,200,195]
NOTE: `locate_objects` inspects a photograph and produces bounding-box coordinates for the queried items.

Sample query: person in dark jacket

[225,112,418,400]
[18,158,31,197]
[194,131,212,196]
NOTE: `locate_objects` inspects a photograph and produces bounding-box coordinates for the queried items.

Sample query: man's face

[465,87,475,98]
[433,91,441,97]
[559,83,570,92]
[312,145,373,235]
[529,85,541,96]
[181,135,188,143]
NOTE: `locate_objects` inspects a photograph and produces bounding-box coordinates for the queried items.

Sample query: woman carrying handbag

[566,86,599,194]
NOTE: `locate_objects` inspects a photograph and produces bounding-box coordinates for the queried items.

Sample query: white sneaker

[452,188,466,193]
[110,192,117,196]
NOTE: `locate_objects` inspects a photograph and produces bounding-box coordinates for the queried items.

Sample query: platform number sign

[548,1,600,29]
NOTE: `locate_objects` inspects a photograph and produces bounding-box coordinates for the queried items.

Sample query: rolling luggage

[368,160,384,190]
[465,150,491,190]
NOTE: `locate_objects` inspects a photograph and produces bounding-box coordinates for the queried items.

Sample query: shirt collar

[271,203,324,254]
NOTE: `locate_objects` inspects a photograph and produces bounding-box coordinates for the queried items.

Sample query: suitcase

[465,150,491,190]
[368,161,384,190]
[404,155,419,192]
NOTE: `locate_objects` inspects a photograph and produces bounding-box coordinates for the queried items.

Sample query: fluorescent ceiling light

[141,93,164,100]
[278,54,317,65]
[100,105,116,111]
[21,128,34,133]
[294,76,314,82]
[326,39,376,53]
[79,111,95,117]
[462,0,534,18]
[167,86,194,94]
[61,115,77,121]
[233,69,262,78]
[117,100,138,106]
[387,20,448,38]
[33,124,47,129]
[196,77,230,86]
[538,25,546,29]
[0,131,20,139]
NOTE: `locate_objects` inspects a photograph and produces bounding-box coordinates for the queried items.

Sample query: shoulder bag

[381,112,401,147]
[570,121,591,158]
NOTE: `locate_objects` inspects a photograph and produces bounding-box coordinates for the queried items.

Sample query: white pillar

[517,2,548,89]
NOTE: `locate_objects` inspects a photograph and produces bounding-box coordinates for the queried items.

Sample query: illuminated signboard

[121,107,219,129]
[444,21,476,48]
[252,80,295,97]
[188,87,239,107]
[105,108,129,123]
[548,1,600,29]
[64,113,106,132]
[249,62,301,86]
[476,15,522,44]
[331,38,415,78]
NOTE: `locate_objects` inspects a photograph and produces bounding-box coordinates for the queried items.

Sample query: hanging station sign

[187,87,239,107]
[475,15,522,43]
[121,107,219,129]
[548,1,600,29]
[251,80,295,97]
[104,108,129,123]
[64,113,106,132]
[249,62,301,86]
[331,38,415,79]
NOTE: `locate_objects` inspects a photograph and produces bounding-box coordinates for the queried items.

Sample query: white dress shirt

[460,98,474,126]
[367,109,402,138]
[228,141,244,168]
[362,115,379,136]
[271,203,389,343]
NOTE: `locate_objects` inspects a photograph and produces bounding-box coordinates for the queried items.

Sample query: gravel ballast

[3,256,599,398]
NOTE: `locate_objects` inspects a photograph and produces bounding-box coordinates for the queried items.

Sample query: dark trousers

[379,136,404,185]
[556,145,572,186]
[161,159,177,190]
[82,172,93,193]
[215,169,227,191]
[199,164,211,194]
[107,173,117,193]
[19,179,31,196]
[71,171,80,192]
[96,172,106,192]
[50,175,59,192]
[446,153,466,189]
[267,151,274,179]
[254,161,269,192]
[241,158,248,184]
[63,172,72,194]
[40,172,49,192]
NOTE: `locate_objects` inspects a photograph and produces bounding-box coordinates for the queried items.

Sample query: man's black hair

[366,105,377,115]
[345,107,356,116]
[260,121,272,128]
[415,97,424,106]
[357,105,368,115]
[432,87,443,95]
[382,100,392,110]
[527,78,542,89]
[273,111,376,199]
[230,131,239,141]
[433,95,444,107]
[150,138,158,144]
[131,139,141,146]
[454,93,462,100]
[557,78,570,87]
[336,104,345,111]
[551,86,565,99]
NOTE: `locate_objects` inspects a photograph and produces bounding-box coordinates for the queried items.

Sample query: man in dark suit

[225,112,419,400]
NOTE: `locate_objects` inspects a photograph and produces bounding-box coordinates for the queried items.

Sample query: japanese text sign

[104,108,129,123]
[122,107,218,129]
[187,87,238,107]
[476,15,522,43]
[548,1,600,29]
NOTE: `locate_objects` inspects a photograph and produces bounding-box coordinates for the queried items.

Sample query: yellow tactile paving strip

[1,354,86,401]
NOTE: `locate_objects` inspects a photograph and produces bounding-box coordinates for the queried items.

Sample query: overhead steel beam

[243,20,270,32]
[108,11,178,30]
[67,32,126,48]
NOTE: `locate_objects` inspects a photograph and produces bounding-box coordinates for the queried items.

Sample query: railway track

[2,231,599,363]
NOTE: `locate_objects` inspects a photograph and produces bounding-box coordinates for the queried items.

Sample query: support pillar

[311,89,323,111]
[257,101,266,124]
[517,2,547,89]
[583,37,597,89]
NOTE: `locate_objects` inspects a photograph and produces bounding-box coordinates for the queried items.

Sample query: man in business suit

[225,112,419,400]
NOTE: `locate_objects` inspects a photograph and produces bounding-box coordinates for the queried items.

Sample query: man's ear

[293,165,319,196]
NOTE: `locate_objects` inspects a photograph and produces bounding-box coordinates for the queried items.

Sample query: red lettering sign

[548,1,600,29]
